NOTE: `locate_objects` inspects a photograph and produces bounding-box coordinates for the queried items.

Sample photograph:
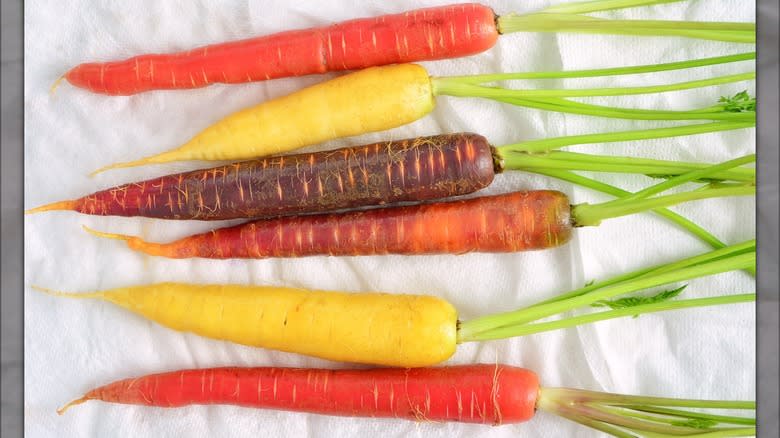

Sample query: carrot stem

[497,12,755,43]
[499,151,755,182]
[570,155,755,227]
[538,0,685,14]
[434,72,754,99]
[483,95,754,121]
[467,294,754,340]
[442,52,755,85]
[457,244,755,341]
[497,120,754,154]
[524,169,758,277]
[537,387,755,437]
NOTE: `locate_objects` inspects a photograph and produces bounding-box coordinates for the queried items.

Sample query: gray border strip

[756,0,780,436]
[1,0,23,436]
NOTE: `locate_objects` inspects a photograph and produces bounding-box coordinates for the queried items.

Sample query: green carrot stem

[456,251,754,341]
[441,52,755,85]
[496,120,754,153]
[433,72,754,99]
[497,13,755,43]
[571,185,754,227]
[485,95,755,121]
[562,402,707,434]
[541,388,756,409]
[596,154,755,207]
[463,294,753,340]
[538,0,685,14]
[537,387,755,437]
[527,169,734,254]
[498,151,755,182]
[623,405,756,426]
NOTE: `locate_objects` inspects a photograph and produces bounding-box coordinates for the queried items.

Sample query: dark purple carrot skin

[46,133,496,220]
[121,190,573,259]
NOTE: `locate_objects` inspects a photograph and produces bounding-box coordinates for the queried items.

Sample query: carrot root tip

[57,396,89,415]
[81,225,134,242]
[25,200,78,215]
[50,75,66,96]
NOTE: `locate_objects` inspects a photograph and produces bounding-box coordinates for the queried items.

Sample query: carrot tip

[50,75,66,96]
[81,225,134,242]
[25,200,78,215]
[57,396,89,415]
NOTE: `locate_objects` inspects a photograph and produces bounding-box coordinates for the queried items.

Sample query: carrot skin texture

[65,4,498,95]
[31,133,495,220]
[114,190,573,258]
[69,365,539,425]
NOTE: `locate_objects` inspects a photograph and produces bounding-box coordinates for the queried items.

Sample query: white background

[24,1,756,436]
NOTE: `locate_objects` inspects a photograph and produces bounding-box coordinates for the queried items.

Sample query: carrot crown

[537,387,755,436]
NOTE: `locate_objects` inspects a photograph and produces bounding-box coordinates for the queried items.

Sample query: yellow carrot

[35,283,457,367]
[94,64,434,174]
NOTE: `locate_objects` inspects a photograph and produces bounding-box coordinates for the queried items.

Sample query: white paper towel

[24,1,756,436]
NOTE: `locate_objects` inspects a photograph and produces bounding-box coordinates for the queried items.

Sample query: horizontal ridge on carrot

[57,364,756,436]
[89,52,755,174]
[38,240,755,367]
[64,1,755,95]
[83,155,755,259]
[27,113,756,221]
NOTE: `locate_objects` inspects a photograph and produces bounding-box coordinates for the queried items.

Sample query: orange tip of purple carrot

[25,200,77,215]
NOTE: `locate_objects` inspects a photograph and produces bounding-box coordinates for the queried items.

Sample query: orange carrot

[86,190,574,259]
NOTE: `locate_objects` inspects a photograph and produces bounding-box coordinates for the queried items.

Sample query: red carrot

[65,4,497,95]
[84,155,755,259]
[26,134,496,220]
[58,365,756,435]
[63,2,754,95]
[58,365,538,424]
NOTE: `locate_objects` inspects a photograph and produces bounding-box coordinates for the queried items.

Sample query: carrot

[26,133,497,220]
[65,4,498,96]
[85,190,573,258]
[57,364,756,436]
[38,240,755,367]
[26,116,756,221]
[84,155,755,260]
[89,52,755,174]
[35,283,456,367]
[65,1,755,95]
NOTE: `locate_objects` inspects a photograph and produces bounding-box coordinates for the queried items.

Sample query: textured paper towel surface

[24,1,756,436]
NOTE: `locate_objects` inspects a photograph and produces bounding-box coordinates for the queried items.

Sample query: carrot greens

[457,241,755,342]
[499,0,755,43]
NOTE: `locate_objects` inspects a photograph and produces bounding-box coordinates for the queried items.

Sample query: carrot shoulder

[65,4,498,95]
[59,365,539,425]
[86,190,574,258]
